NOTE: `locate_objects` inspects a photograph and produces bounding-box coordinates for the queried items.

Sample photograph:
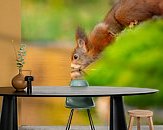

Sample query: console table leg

[110,96,127,130]
[0,96,18,130]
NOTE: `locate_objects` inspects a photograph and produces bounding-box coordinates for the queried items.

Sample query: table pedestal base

[0,96,18,130]
[110,96,127,130]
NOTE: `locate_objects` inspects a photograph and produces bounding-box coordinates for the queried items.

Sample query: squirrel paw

[129,20,138,28]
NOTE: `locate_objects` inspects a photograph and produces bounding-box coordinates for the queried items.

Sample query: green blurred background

[21,0,163,126]
[22,0,110,42]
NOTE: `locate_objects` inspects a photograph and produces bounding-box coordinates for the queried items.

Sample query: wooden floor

[19,125,163,130]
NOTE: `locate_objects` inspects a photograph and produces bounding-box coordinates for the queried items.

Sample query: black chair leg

[87,109,95,130]
[66,109,74,130]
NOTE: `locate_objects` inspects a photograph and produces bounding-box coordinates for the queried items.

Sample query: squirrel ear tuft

[76,27,88,43]
[75,27,89,52]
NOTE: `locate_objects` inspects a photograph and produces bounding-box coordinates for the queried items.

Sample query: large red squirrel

[71,0,163,79]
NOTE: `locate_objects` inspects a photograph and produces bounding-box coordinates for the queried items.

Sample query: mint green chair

[65,79,95,130]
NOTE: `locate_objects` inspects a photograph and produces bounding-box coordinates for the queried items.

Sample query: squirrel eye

[73,54,79,60]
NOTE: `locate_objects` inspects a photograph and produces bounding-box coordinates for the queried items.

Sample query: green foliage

[86,20,163,107]
[16,44,26,69]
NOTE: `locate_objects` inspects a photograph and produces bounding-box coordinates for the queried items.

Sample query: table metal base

[110,96,127,130]
[0,96,18,130]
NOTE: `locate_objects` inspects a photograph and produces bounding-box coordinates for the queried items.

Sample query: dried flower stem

[11,40,18,60]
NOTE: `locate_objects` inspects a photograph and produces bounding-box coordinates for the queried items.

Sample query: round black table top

[0,86,159,97]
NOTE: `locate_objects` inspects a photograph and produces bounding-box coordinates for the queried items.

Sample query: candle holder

[25,76,34,94]
[23,70,33,94]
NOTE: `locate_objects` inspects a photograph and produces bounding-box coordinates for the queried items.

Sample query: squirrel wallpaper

[13,0,163,126]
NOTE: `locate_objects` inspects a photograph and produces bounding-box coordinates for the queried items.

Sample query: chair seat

[65,97,95,109]
[128,109,153,117]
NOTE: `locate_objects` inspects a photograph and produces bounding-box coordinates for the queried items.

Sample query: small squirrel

[71,0,163,78]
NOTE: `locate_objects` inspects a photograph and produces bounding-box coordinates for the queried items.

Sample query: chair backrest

[70,79,89,87]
